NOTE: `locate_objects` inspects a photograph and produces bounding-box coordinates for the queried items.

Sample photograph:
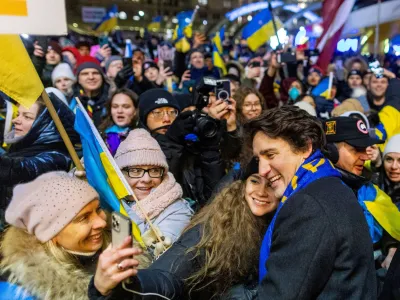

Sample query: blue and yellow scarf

[259,150,341,281]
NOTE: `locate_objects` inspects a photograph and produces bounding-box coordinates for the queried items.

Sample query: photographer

[138,87,226,207]
[113,49,155,95]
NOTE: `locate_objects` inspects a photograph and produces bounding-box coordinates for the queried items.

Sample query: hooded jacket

[0,95,80,230]
[0,227,94,300]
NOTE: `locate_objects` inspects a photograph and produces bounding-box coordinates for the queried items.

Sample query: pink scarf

[132,172,183,220]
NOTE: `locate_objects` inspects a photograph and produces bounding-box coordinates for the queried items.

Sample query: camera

[190,77,223,139]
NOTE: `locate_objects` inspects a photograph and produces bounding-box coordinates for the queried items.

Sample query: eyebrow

[259,148,278,156]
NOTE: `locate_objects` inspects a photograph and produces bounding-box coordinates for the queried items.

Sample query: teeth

[269,175,281,183]
[253,198,269,206]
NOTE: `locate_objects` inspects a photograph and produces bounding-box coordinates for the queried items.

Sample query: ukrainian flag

[312,77,331,99]
[148,16,162,30]
[74,101,145,247]
[242,9,276,52]
[212,27,227,75]
[173,10,193,53]
[93,5,118,33]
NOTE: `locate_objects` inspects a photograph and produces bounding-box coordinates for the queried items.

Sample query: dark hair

[244,105,325,154]
[98,88,139,132]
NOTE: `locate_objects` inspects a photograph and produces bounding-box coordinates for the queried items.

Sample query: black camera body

[190,77,225,140]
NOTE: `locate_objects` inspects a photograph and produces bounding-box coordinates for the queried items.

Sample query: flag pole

[328,71,334,99]
[41,91,84,171]
[374,0,381,59]
[267,0,281,49]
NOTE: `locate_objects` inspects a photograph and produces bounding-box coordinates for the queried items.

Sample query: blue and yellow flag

[74,102,144,247]
[148,16,162,30]
[93,5,118,33]
[242,9,276,52]
[212,27,227,75]
[312,77,331,99]
[173,10,193,53]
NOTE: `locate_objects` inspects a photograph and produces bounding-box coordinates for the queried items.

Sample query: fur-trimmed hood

[0,227,92,300]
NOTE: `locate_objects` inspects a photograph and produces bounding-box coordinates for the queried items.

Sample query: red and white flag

[317,0,356,72]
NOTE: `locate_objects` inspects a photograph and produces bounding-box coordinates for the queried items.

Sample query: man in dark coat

[245,106,376,299]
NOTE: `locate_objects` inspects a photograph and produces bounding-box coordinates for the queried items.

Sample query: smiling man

[244,106,376,299]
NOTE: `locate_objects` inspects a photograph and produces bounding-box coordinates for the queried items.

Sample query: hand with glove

[142,226,172,258]
[166,110,196,144]
[114,64,134,88]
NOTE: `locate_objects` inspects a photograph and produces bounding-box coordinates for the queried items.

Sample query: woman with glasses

[114,128,193,246]
[233,86,265,124]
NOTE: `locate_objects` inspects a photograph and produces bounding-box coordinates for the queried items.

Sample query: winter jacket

[258,71,279,109]
[0,96,79,230]
[126,76,156,96]
[0,227,96,300]
[154,133,225,207]
[31,55,57,88]
[368,78,400,112]
[379,245,400,300]
[123,199,193,243]
[103,125,131,156]
[70,81,111,128]
[257,176,376,299]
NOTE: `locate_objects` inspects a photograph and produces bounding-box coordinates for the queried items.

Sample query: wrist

[227,122,237,132]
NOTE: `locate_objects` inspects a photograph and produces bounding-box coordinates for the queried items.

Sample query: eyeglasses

[123,167,164,178]
[243,103,262,109]
[150,109,178,120]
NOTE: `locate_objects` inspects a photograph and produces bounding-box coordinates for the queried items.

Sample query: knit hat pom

[115,129,169,171]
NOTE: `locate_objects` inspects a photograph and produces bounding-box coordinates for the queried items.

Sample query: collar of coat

[0,227,92,300]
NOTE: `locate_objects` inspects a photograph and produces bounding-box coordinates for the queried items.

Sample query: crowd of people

[0,27,400,300]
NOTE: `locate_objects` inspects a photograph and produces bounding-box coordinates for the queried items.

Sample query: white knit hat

[383,134,400,158]
[294,101,316,116]
[51,63,76,85]
[114,129,169,171]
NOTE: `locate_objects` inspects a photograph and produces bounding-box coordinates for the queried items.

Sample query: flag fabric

[173,10,193,53]
[311,77,331,99]
[74,102,145,247]
[148,16,162,30]
[0,35,43,108]
[212,27,227,75]
[316,0,356,72]
[242,9,277,52]
[93,4,118,33]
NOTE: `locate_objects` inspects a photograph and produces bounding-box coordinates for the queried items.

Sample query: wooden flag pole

[42,91,84,171]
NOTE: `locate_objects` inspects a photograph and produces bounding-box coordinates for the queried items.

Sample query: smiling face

[336,142,369,176]
[245,174,279,216]
[253,132,311,199]
[123,165,164,200]
[369,76,389,98]
[111,93,136,127]
[12,103,41,137]
[242,93,262,120]
[53,200,107,253]
[190,51,205,69]
[384,153,400,183]
[78,68,103,93]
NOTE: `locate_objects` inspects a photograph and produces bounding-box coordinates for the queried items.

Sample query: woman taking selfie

[89,160,279,300]
[0,172,109,299]
[99,88,139,156]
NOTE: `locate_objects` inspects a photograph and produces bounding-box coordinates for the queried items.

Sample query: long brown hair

[185,180,268,296]
[233,86,265,124]
[98,88,139,132]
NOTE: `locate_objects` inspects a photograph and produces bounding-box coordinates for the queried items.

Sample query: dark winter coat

[31,55,57,88]
[379,245,400,300]
[0,96,80,229]
[258,71,279,109]
[257,176,376,299]
[126,76,156,96]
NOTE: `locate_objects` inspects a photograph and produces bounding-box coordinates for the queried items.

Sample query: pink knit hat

[6,171,99,243]
[114,129,169,170]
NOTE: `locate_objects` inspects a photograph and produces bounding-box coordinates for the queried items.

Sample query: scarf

[358,183,400,243]
[131,172,183,221]
[259,150,341,281]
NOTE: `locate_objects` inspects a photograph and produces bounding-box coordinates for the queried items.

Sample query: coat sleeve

[154,134,185,181]
[257,193,337,300]
[200,149,226,205]
[31,55,45,80]
[258,71,279,109]
[0,152,71,186]
[220,128,242,162]
[385,78,400,110]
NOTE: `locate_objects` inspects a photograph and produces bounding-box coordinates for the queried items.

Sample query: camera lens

[217,90,229,101]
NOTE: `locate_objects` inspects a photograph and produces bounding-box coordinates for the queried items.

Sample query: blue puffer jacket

[0,94,80,229]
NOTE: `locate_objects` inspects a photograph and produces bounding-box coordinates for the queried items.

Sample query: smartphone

[36,36,48,52]
[111,212,132,248]
[123,57,133,68]
[304,49,320,57]
[163,60,173,71]
[215,79,231,101]
[99,35,109,48]
[277,52,297,64]
[249,61,261,68]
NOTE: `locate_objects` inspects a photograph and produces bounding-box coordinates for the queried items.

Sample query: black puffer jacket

[0,95,80,229]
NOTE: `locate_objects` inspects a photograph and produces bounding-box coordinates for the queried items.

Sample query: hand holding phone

[111,212,132,248]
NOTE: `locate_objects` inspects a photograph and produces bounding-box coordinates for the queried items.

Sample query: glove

[114,64,134,88]
[166,110,196,144]
[142,226,172,257]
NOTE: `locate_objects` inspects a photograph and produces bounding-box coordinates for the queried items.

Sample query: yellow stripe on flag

[0,35,43,108]
[247,21,276,52]
[0,0,28,16]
